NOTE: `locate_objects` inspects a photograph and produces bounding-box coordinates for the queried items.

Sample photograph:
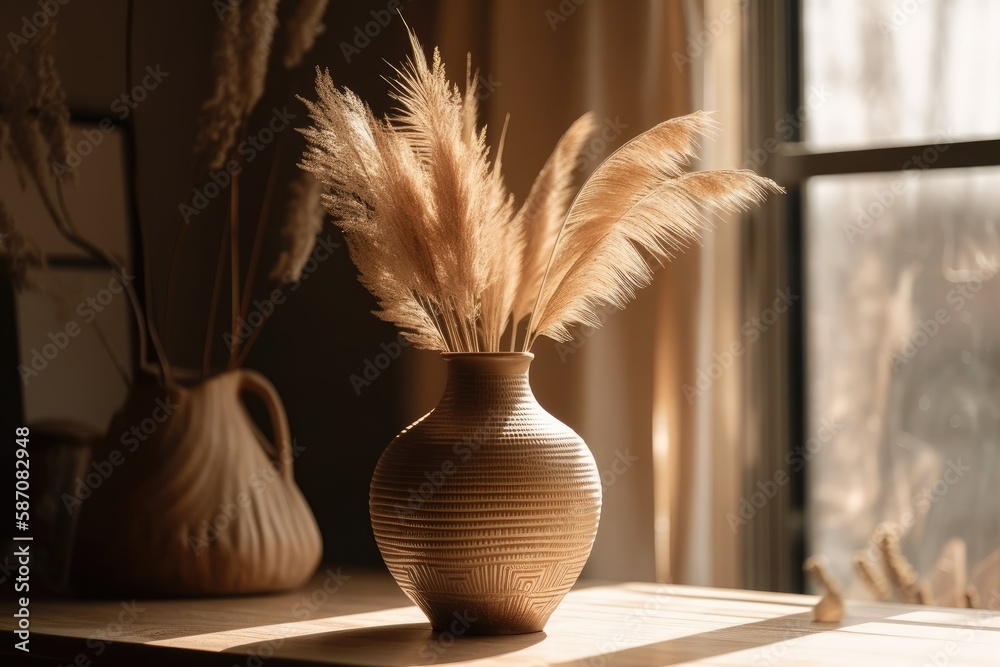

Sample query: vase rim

[440,352,534,360]
[441,352,534,374]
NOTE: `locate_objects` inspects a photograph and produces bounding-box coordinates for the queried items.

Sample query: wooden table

[3,570,999,666]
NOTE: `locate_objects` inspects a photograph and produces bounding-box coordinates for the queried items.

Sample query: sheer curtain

[662,0,747,589]
[403,0,750,585]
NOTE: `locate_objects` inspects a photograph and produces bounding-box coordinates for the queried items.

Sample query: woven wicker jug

[370,352,602,635]
[72,369,322,596]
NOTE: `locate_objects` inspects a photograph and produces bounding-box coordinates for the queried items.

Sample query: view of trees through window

[802,0,1000,598]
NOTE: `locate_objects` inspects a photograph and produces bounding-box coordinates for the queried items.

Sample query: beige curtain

[668,0,746,589]
[406,0,747,586]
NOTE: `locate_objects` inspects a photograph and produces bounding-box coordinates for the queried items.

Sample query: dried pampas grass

[804,555,844,622]
[876,523,929,604]
[284,0,329,68]
[0,200,44,291]
[195,6,243,172]
[32,24,71,173]
[526,113,779,347]
[196,0,328,169]
[511,113,598,330]
[853,552,891,601]
[0,22,71,185]
[241,0,281,114]
[196,0,281,171]
[298,31,515,351]
[298,29,782,352]
[271,171,325,282]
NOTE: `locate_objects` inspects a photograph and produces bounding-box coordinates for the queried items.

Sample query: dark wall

[1,0,450,569]
[131,1,446,568]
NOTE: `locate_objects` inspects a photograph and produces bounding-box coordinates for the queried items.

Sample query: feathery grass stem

[236,142,280,351]
[203,217,230,376]
[227,163,241,367]
[298,35,779,355]
[53,180,172,383]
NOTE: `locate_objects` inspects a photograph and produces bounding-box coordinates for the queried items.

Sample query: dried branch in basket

[196,0,280,171]
[284,0,329,69]
[0,23,71,185]
[0,200,44,292]
[271,171,326,282]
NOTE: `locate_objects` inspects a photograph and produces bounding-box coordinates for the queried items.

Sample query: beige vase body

[72,369,322,596]
[370,353,602,635]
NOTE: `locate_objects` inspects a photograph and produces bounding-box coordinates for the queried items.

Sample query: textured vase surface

[72,369,322,596]
[370,352,602,635]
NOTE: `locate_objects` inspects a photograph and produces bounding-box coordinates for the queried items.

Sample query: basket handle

[238,369,293,482]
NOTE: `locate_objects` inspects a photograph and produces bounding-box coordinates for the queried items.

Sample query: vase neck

[438,353,534,414]
[442,353,532,378]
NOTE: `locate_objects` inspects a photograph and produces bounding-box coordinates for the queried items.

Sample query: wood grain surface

[3,570,998,666]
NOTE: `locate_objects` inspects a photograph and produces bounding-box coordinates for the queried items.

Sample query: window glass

[806,166,1000,597]
[3,125,133,430]
[803,0,1000,149]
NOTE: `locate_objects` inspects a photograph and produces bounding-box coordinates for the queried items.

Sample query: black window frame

[741,0,1000,593]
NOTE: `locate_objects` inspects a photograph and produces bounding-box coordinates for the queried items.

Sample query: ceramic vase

[72,369,322,596]
[370,352,601,635]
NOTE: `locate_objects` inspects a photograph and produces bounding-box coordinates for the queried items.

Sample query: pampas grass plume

[298,28,782,352]
[271,171,326,282]
[196,0,280,171]
[284,0,329,68]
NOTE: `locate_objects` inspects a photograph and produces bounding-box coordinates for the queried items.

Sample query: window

[744,0,1000,594]
[2,120,133,430]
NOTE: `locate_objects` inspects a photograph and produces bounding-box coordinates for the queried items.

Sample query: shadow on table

[549,611,828,667]
[549,605,1000,667]
[228,622,546,666]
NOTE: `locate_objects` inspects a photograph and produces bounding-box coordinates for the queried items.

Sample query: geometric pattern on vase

[371,352,601,635]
